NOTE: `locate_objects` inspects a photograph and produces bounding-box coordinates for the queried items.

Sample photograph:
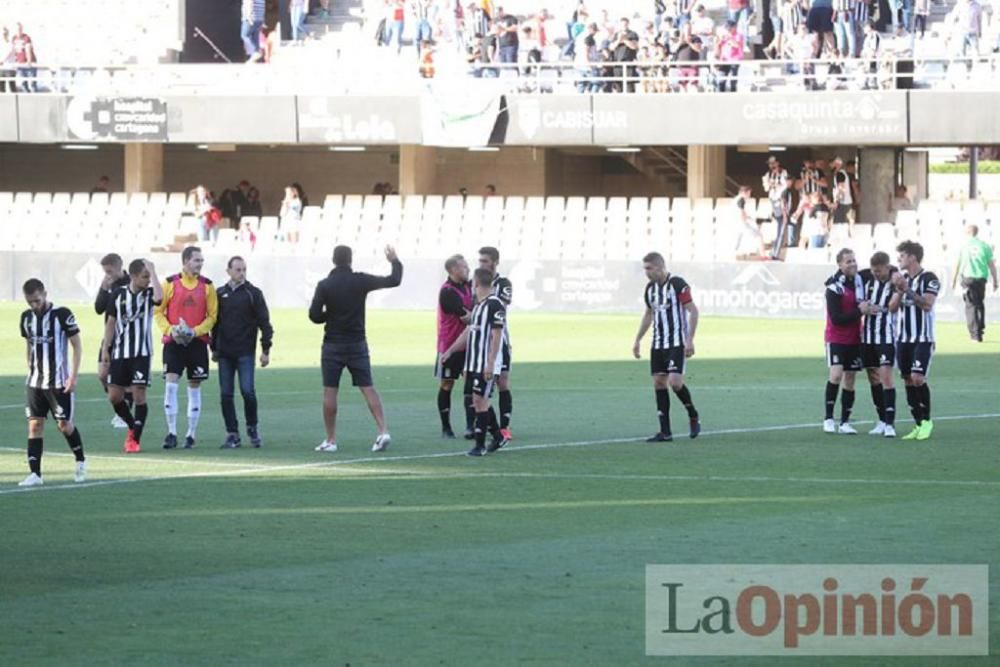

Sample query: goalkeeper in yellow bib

[154,246,218,449]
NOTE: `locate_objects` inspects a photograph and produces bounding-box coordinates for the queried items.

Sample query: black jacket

[309,260,403,344]
[211,281,274,357]
[95,273,131,321]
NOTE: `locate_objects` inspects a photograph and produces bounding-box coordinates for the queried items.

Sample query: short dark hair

[479,246,500,263]
[128,259,147,276]
[473,268,494,287]
[182,246,202,263]
[642,252,665,267]
[444,254,465,273]
[485,184,496,192]
[968,224,979,236]
[835,248,855,264]
[333,245,353,267]
[22,278,44,295]
[896,240,924,263]
[870,251,890,267]
[227,255,245,269]
[100,253,123,268]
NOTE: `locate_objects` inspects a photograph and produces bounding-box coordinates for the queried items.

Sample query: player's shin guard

[870,383,885,422]
[840,389,855,424]
[918,384,931,420]
[487,406,500,436]
[824,382,839,420]
[186,387,202,438]
[63,427,85,462]
[655,388,672,435]
[437,388,452,431]
[164,382,179,435]
[27,437,42,476]
[112,401,136,429]
[882,388,896,425]
[905,385,922,425]
[499,390,512,429]
[672,385,698,419]
[474,411,488,449]
[134,403,148,442]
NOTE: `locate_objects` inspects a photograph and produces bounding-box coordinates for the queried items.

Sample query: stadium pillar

[686,146,726,199]
[124,143,164,193]
[901,149,928,202]
[859,147,896,224]
[399,145,438,196]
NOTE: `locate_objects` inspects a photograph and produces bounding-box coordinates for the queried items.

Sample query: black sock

[883,388,896,426]
[113,400,136,429]
[64,428,85,462]
[27,437,42,476]
[673,385,698,419]
[124,391,134,411]
[840,389,855,424]
[905,385,922,424]
[655,388,671,435]
[919,384,931,421]
[437,388,452,431]
[825,382,839,420]
[498,390,512,430]
[463,378,474,431]
[474,411,488,449]
[487,407,499,436]
[134,403,148,442]
[870,383,885,422]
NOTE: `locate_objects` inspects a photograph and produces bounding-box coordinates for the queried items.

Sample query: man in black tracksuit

[212,256,274,449]
[95,253,133,425]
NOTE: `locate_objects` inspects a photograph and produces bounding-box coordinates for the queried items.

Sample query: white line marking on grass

[0,412,997,496]
[0,447,276,469]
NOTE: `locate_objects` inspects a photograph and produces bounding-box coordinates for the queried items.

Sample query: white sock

[186,386,202,438]
[164,382,179,435]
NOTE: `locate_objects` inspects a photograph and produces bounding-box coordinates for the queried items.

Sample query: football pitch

[0,304,998,665]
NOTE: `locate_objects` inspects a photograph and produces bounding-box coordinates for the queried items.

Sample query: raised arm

[363,245,404,291]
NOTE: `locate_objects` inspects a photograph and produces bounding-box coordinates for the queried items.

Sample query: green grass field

[0,303,998,666]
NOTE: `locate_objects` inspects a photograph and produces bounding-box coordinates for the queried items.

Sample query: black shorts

[322,341,373,388]
[435,350,465,380]
[806,5,834,33]
[110,356,152,387]
[25,387,74,422]
[501,342,511,373]
[861,343,896,369]
[163,339,210,381]
[650,347,686,376]
[467,373,496,399]
[826,343,863,371]
[897,342,934,377]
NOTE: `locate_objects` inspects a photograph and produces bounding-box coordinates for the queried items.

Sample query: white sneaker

[838,422,858,435]
[111,415,128,429]
[372,433,391,452]
[883,425,896,438]
[868,421,886,435]
[823,419,837,434]
[314,441,338,453]
[74,460,87,483]
[18,473,43,487]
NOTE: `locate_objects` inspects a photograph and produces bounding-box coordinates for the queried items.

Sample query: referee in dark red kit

[309,244,402,453]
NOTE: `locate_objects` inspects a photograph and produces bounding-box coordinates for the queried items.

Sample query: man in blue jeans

[212,256,273,448]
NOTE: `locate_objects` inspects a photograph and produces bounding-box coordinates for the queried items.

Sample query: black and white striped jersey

[898,270,940,343]
[491,273,512,346]
[800,167,824,196]
[464,295,506,375]
[644,275,693,349]
[109,285,158,360]
[860,268,898,345]
[20,304,80,390]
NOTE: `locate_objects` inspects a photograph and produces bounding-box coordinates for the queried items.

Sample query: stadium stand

[0,191,992,264]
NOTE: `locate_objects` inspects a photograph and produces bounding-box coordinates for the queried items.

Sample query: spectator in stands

[193,185,221,242]
[245,187,263,217]
[290,0,311,41]
[800,158,828,198]
[241,0,266,62]
[220,180,252,225]
[734,185,767,259]
[611,18,640,92]
[807,0,836,63]
[913,0,930,38]
[673,35,704,90]
[386,0,407,54]
[292,182,309,207]
[280,186,302,244]
[951,0,983,56]
[714,19,745,92]
[420,40,437,77]
[797,191,831,248]
[238,219,258,250]
[91,176,111,195]
[728,0,753,35]
[415,0,436,51]
[11,23,37,93]
[485,184,497,197]
[833,0,858,58]
[574,24,601,92]
[763,155,793,258]
[889,183,914,221]
[688,6,716,57]
[830,157,854,233]
[0,27,15,94]
[860,20,882,88]
[498,9,520,65]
